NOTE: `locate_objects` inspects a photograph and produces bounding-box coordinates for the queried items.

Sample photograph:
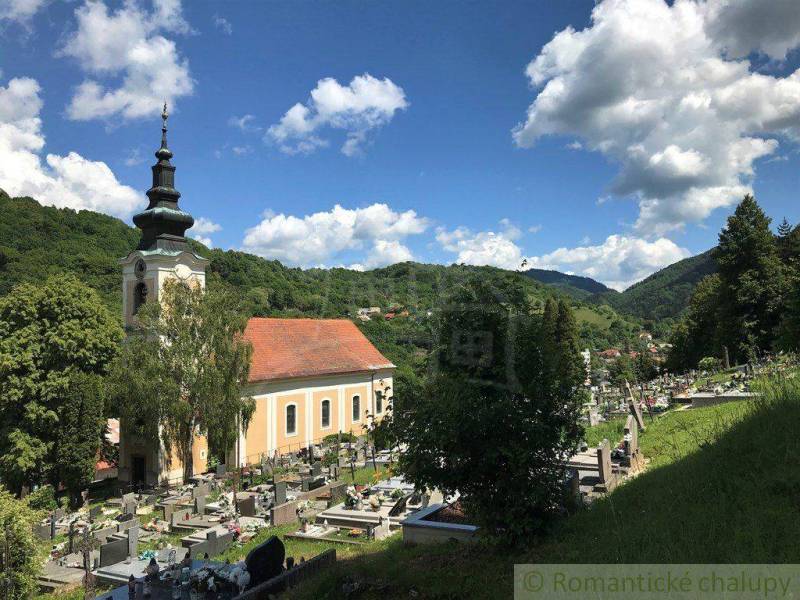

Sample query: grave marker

[127,524,139,559]
[274,481,287,506]
[238,496,256,517]
[596,439,613,485]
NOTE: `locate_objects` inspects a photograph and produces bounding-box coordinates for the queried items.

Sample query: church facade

[117,108,393,489]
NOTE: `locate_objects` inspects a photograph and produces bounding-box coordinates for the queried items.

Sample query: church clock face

[134,259,147,279]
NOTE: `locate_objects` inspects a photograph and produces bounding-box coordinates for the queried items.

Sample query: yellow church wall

[312,388,338,439]
[344,384,369,435]
[244,396,269,462]
[275,392,306,455]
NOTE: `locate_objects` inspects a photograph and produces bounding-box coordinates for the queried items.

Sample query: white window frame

[320,398,332,430]
[352,394,361,423]
[285,403,298,437]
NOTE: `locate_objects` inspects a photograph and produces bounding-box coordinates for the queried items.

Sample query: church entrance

[132,455,146,489]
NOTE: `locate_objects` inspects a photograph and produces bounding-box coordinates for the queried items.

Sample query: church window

[352,395,361,422]
[286,404,297,435]
[321,399,331,429]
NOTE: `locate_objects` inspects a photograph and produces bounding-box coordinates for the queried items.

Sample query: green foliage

[392,279,584,544]
[0,488,44,599]
[25,485,57,511]
[593,248,717,321]
[522,268,614,299]
[110,279,254,482]
[698,356,721,372]
[0,274,122,496]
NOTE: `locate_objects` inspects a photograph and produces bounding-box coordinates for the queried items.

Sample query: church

[117,107,394,488]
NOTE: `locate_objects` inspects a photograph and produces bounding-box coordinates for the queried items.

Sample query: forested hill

[591,249,717,322]
[522,267,615,300]
[0,191,646,369]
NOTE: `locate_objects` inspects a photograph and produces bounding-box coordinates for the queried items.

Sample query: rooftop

[244,318,395,382]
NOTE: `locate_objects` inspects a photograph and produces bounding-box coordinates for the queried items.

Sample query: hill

[522,267,616,300]
[0,191,643,370]
[591,248,717,322]
[287,375,800,598]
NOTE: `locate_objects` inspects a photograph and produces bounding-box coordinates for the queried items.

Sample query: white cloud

[228,114,259,132]
[514,0,800,235]
[123,146,144,166]
[59,0,193,121]
[0,0,46,23]
[267,74,408,156]
[525,234,691,291]
[212,14,232,35]
[0,76,143,218]
[191,217,221,235]
[188,217,221,247]
[232,145,252,156]
[436,220,526,270]
[242,203,428,267]
[528,224,542,234]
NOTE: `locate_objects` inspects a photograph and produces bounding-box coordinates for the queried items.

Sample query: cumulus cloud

[525,235,691,291]
[436,220,526,270]
[0,77,143,218]
[514,0,800,235]
[59,0,193,121]
[0,0,46,23]
[267,74,408,156]
[242,203,428,268]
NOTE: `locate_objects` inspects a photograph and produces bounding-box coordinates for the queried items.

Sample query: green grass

[574,307,613,329]
[583,417,626,447]
[287,378,800,599]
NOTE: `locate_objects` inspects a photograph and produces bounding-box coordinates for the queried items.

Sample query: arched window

[133,282,148,314]
[352,395,361,422]
[321,399,331,429]
[375,392,383,415]
[286,404,296,435]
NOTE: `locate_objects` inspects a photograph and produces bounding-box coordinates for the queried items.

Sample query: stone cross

[623,415,639,467]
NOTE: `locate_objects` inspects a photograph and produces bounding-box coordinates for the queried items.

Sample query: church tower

[120,104,208,329]
[119,105,209,488]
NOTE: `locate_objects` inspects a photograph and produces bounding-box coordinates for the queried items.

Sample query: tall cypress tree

[715,195,785,362]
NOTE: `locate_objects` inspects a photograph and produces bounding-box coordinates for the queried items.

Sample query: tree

[0,275,121,497]
[0,488,44,599]
[392,279,584,544]
[111,279,254,483]
[665,274,721,371]
[715,195,785,362]
[54,373,107,506]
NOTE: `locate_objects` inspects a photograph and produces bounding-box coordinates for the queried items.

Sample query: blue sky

[1,0,799,289]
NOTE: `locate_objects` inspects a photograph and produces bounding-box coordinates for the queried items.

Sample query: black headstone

[274,481,287,506]
[245,536,285,589]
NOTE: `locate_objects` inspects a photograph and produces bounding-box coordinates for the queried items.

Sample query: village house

[117,110,394,488]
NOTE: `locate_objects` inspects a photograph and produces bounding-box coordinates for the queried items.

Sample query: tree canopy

[110,279,254,483]
[391,280,585,544]
[0,274,121,498]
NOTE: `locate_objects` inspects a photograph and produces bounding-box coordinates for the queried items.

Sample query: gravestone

[245,536,285,589]
[99,537,129,567]
[588,410,600,427]
[328,481,347,504]
[122,492,137,516]
[162,502,176,523]
[274,481,287,506]
[216,463,226,477]
[89,506,102,522]
[195,495,206,515]
[238,496,256,517]
[170,508,193,528]
[311,461,322,477]
[338,456,349,468]
[373,516,391,540]
[127,524,139,559]
[623,415,642,470]
[192,483,209,499]
[388,493,412,517]
[49,516,56,540]
[54,508,65,521]
[628,399,646,431]
[270,501,298,526]
[597,439,612,483]
[33,522,51,541]
[330,463,339,481]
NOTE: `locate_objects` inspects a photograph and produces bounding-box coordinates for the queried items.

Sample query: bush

[0,488,44,599]
[26,485,58,511]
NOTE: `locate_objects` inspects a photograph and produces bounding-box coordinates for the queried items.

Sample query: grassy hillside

[592,249,717,322]
[287,376,799,598]
[523,267,615,300]
[0,191,642,371]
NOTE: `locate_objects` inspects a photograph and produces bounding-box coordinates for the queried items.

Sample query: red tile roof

[244,318,395,382]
